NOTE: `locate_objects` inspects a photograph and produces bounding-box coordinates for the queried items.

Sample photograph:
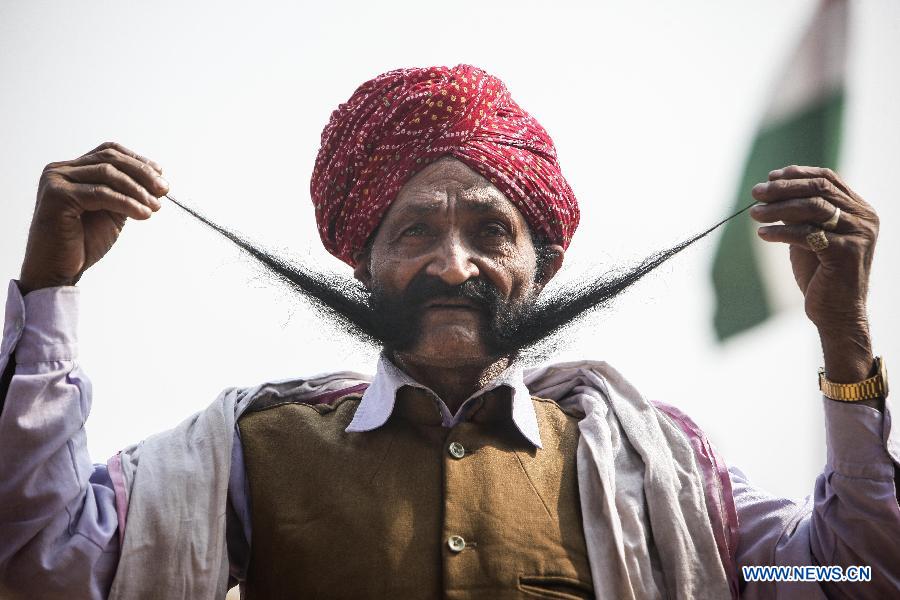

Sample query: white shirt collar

[345,352,542,448]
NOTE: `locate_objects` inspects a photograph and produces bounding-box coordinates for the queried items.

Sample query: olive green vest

[238,386,594,599]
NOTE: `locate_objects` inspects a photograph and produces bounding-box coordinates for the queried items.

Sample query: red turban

[310,64,580,266]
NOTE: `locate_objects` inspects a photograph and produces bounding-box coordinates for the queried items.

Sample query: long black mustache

[368,273,541,357]
[165,195,752,359]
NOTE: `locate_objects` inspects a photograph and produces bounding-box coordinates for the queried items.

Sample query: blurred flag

[711,0,847,341]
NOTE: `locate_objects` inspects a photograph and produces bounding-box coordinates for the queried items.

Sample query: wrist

[819,355,886,412]
[16,279,74,296]
[818,322,873,384]
[17,270,78,296]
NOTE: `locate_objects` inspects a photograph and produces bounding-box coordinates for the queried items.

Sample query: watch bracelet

[819,372,885,401]
[818,356,887,402]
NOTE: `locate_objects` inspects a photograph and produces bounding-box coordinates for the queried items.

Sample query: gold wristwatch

[818,356,889,402]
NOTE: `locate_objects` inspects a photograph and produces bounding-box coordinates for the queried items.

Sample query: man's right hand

[18,142,169,294]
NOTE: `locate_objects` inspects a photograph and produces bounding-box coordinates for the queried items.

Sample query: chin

[402,327,490,367]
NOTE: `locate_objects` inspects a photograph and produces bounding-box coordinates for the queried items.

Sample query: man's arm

[751,165,882,400]
[0,141,167,598]
[735,165,898,596]
[0,281,120,599]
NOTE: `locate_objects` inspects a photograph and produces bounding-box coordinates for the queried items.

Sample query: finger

[70,148,168,198]
[756,223,846,252]
[749,197,856,232]
[64,181,153,220]
[59,163,162,211]
[767,165,857,199]
[750,176,858,213]
[82,141,164,175]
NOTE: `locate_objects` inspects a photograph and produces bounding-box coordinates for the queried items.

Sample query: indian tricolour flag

[711,0,847,341]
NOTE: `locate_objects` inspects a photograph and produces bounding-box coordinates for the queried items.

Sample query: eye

[481,221,510,237]
[401,223,431,237]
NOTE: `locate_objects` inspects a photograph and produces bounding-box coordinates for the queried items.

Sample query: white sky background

[0,0,897,499]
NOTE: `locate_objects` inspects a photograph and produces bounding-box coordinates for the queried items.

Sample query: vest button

[448,441,466,459]
[447,535,466,552]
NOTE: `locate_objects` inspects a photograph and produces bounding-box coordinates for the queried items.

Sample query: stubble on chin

[393,313,495,366]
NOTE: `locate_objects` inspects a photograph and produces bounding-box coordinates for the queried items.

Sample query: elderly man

[0,65,897,599]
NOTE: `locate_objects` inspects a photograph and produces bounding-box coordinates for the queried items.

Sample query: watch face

[879,357,889,396]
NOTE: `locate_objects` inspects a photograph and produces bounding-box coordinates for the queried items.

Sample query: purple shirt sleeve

[732,397,900,598]
[0,281,119,599]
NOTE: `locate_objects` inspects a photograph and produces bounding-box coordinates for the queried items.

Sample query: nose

[424,233,480,286]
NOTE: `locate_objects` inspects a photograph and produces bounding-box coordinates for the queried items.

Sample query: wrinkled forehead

[388,156,528,223]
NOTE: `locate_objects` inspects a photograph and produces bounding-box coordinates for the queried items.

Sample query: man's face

[354,157,561,368]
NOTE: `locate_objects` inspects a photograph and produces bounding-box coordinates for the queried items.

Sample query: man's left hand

[749,165,879,392]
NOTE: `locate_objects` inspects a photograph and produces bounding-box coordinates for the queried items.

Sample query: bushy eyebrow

[457,188,508,213]
[393,200,446,218]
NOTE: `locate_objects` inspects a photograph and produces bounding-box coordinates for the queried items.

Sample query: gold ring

[806,229,829,252]
[821,206,841,231]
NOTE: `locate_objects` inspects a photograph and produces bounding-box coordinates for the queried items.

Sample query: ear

[353,249,373,289]
[535,244,565,293]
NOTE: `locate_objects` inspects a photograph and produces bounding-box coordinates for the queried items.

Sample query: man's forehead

[396,188,511,214]
[394,158,515,213]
